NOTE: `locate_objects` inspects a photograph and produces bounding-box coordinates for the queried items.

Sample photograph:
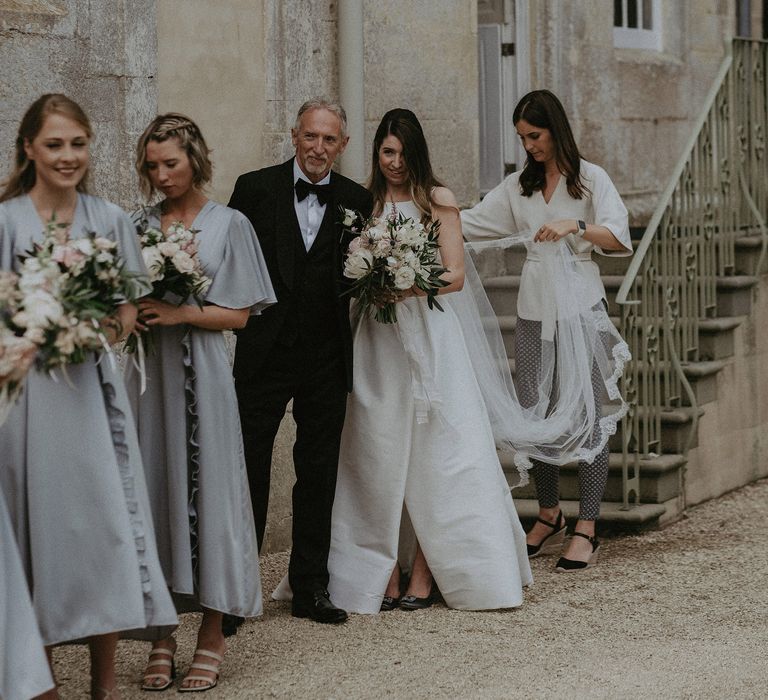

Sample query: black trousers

[235,335,348,598]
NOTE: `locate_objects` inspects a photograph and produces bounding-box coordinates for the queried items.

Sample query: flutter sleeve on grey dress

[203,209,276,313]
[80,193,153,296]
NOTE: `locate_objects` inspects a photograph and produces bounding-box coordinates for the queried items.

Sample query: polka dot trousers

[514,316,609,521]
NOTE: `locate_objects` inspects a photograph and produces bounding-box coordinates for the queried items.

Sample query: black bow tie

[295,179,333,206]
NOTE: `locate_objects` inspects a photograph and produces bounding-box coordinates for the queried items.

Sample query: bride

[325,108,533,612]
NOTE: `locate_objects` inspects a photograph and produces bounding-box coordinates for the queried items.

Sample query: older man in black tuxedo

[228,98,373,624]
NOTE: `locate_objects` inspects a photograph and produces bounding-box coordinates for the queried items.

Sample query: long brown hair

[513,90,588,200]
[367,108,444,223]
[135,113,212,200]
[0,94,92,203]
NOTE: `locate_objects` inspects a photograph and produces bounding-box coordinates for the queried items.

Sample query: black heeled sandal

[555,531,600,572]
[526,510,567,558]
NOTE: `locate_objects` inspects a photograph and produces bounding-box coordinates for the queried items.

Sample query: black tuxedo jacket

[228,158,373,390]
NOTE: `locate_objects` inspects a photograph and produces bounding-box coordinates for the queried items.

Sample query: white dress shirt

[293,159,330,251]
[461,160,632,324]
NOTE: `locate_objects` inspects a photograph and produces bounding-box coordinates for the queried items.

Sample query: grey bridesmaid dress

[0,194,178,645]
[0,492,53,700]
[124,201,275,617]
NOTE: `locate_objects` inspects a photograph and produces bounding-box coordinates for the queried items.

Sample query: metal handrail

[616,38,768,509]
[615,54,734,309]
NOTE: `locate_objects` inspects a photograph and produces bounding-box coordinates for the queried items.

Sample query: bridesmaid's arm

[535,219,628,250]
[137,299,249,331]
[104,302,138,344]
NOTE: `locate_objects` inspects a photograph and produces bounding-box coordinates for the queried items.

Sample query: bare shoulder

[431,186,459,211]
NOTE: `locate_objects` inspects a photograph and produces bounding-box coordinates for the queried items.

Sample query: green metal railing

[616,38,768,509]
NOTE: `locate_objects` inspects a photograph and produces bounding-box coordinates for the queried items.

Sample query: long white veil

[441,233,631,487]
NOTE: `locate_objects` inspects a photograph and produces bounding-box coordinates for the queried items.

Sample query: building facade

[1,0,766,549]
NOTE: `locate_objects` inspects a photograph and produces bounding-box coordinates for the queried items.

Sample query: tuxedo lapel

[275,160,302,290]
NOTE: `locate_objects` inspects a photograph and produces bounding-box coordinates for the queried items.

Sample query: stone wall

[528,0,735,225]
[686,278,768,506]
[0,0,157,208]
[156,0,266,205]
[363,0,479,204]
[258,0,480,204]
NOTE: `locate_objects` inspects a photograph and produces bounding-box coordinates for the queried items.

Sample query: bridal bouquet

[124,215,211,353]
[340,207,448,323]
[2,220,144,373]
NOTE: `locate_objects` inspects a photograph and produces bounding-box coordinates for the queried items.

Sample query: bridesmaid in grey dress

[1,345,53,700]
[0,95,178,700]
[125,114,275,692]
[1,490,54,700]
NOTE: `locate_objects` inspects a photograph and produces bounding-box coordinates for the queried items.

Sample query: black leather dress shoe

[291,589,348,624]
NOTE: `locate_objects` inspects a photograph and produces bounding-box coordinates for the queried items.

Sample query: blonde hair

[0,93,92,203]
[135,113,212,200]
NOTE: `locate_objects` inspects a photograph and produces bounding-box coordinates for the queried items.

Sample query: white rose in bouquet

[142,246,165,280]
[14,290,64,328]
[18,269,50,295]
[394,265,416,290]
[344,248,374,279]
[158,241,181,257]
[22,327,45,344]
[385,255,401,270]
[72,238,95,256]
[368,223,389,241]
[396,222,426,249]
[171,251,197,274]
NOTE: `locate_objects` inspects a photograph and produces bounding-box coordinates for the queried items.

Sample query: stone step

[734,234,767,276]
[715,275,759,316]
[608,405,704,454]
[485,273,759,319]
[513,498,668,533]
[502,452,685,504]
[497,314,726,405]
[470,238,640,278]
[698,315,744,360]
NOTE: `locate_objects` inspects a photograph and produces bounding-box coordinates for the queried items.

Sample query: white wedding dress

[326,201,532,613]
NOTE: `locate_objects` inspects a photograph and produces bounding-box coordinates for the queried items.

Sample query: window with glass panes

[614,0,662,50]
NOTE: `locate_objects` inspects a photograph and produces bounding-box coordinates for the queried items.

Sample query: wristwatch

[576,219,587,237]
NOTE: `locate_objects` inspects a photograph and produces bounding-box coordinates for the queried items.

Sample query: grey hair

[294,97,348,139]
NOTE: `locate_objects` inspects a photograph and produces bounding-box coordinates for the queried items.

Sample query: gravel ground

[53,479,768,699]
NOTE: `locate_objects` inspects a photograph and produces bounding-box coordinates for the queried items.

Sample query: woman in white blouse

[461,90,632,571]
